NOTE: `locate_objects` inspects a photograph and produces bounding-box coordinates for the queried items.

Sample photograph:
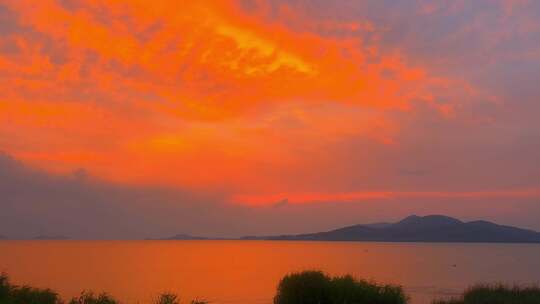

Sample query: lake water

[1,241,539,304]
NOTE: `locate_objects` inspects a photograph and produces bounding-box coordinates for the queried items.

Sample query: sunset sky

[1,0,540,239]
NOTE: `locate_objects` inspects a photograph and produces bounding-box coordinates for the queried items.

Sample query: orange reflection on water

[1,241,540,304]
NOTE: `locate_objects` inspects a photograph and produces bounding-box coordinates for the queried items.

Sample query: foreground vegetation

[433,284,540,304]
[274,270,407,304]
[0,274,206,304]
[3,271,540,304]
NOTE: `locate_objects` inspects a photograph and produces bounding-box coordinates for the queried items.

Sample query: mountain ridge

[148,233,225,240]
[162,234,208,240]
[33,235,70,240]
[241,215,540,243]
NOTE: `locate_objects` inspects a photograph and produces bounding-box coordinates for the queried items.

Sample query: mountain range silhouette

[242,215,540,243]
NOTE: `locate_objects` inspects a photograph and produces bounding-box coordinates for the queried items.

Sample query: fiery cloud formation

[0,1,443,185]
[1,0,540,236]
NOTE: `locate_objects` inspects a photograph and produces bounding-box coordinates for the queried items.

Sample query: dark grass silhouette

[4,272,540,304]
[68,291,119,304]
[155,293,179,304]
[0,274,206,304]
[0,273,59,304]
[153,293,206,304]
[274,270,408,304]
[432,284,540,304]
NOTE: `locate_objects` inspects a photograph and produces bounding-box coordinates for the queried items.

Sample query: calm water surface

[1,241,539,304]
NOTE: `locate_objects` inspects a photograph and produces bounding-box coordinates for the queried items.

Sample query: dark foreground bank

[0,274,205,304]
[2,271,539,304]
[432,284,540,304]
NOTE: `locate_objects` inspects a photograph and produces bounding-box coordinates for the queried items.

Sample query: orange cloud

[0,0,484,201]
[2,0,442,113]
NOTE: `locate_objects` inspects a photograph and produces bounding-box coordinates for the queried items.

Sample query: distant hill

[33,235,69,240]
[242,215,540,243]
[154,233,209,240]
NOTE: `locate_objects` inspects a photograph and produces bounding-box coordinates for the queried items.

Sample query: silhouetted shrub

[155,293,179,304]
[68,291,118,304]
[274,270,408,304]
[0,273,60,304]
[274,271,332,304]
[0,274,206,304]
[0,274,11,300]
[433,284,540,304]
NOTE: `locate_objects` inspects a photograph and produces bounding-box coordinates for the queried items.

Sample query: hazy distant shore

[6,214,540,243]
